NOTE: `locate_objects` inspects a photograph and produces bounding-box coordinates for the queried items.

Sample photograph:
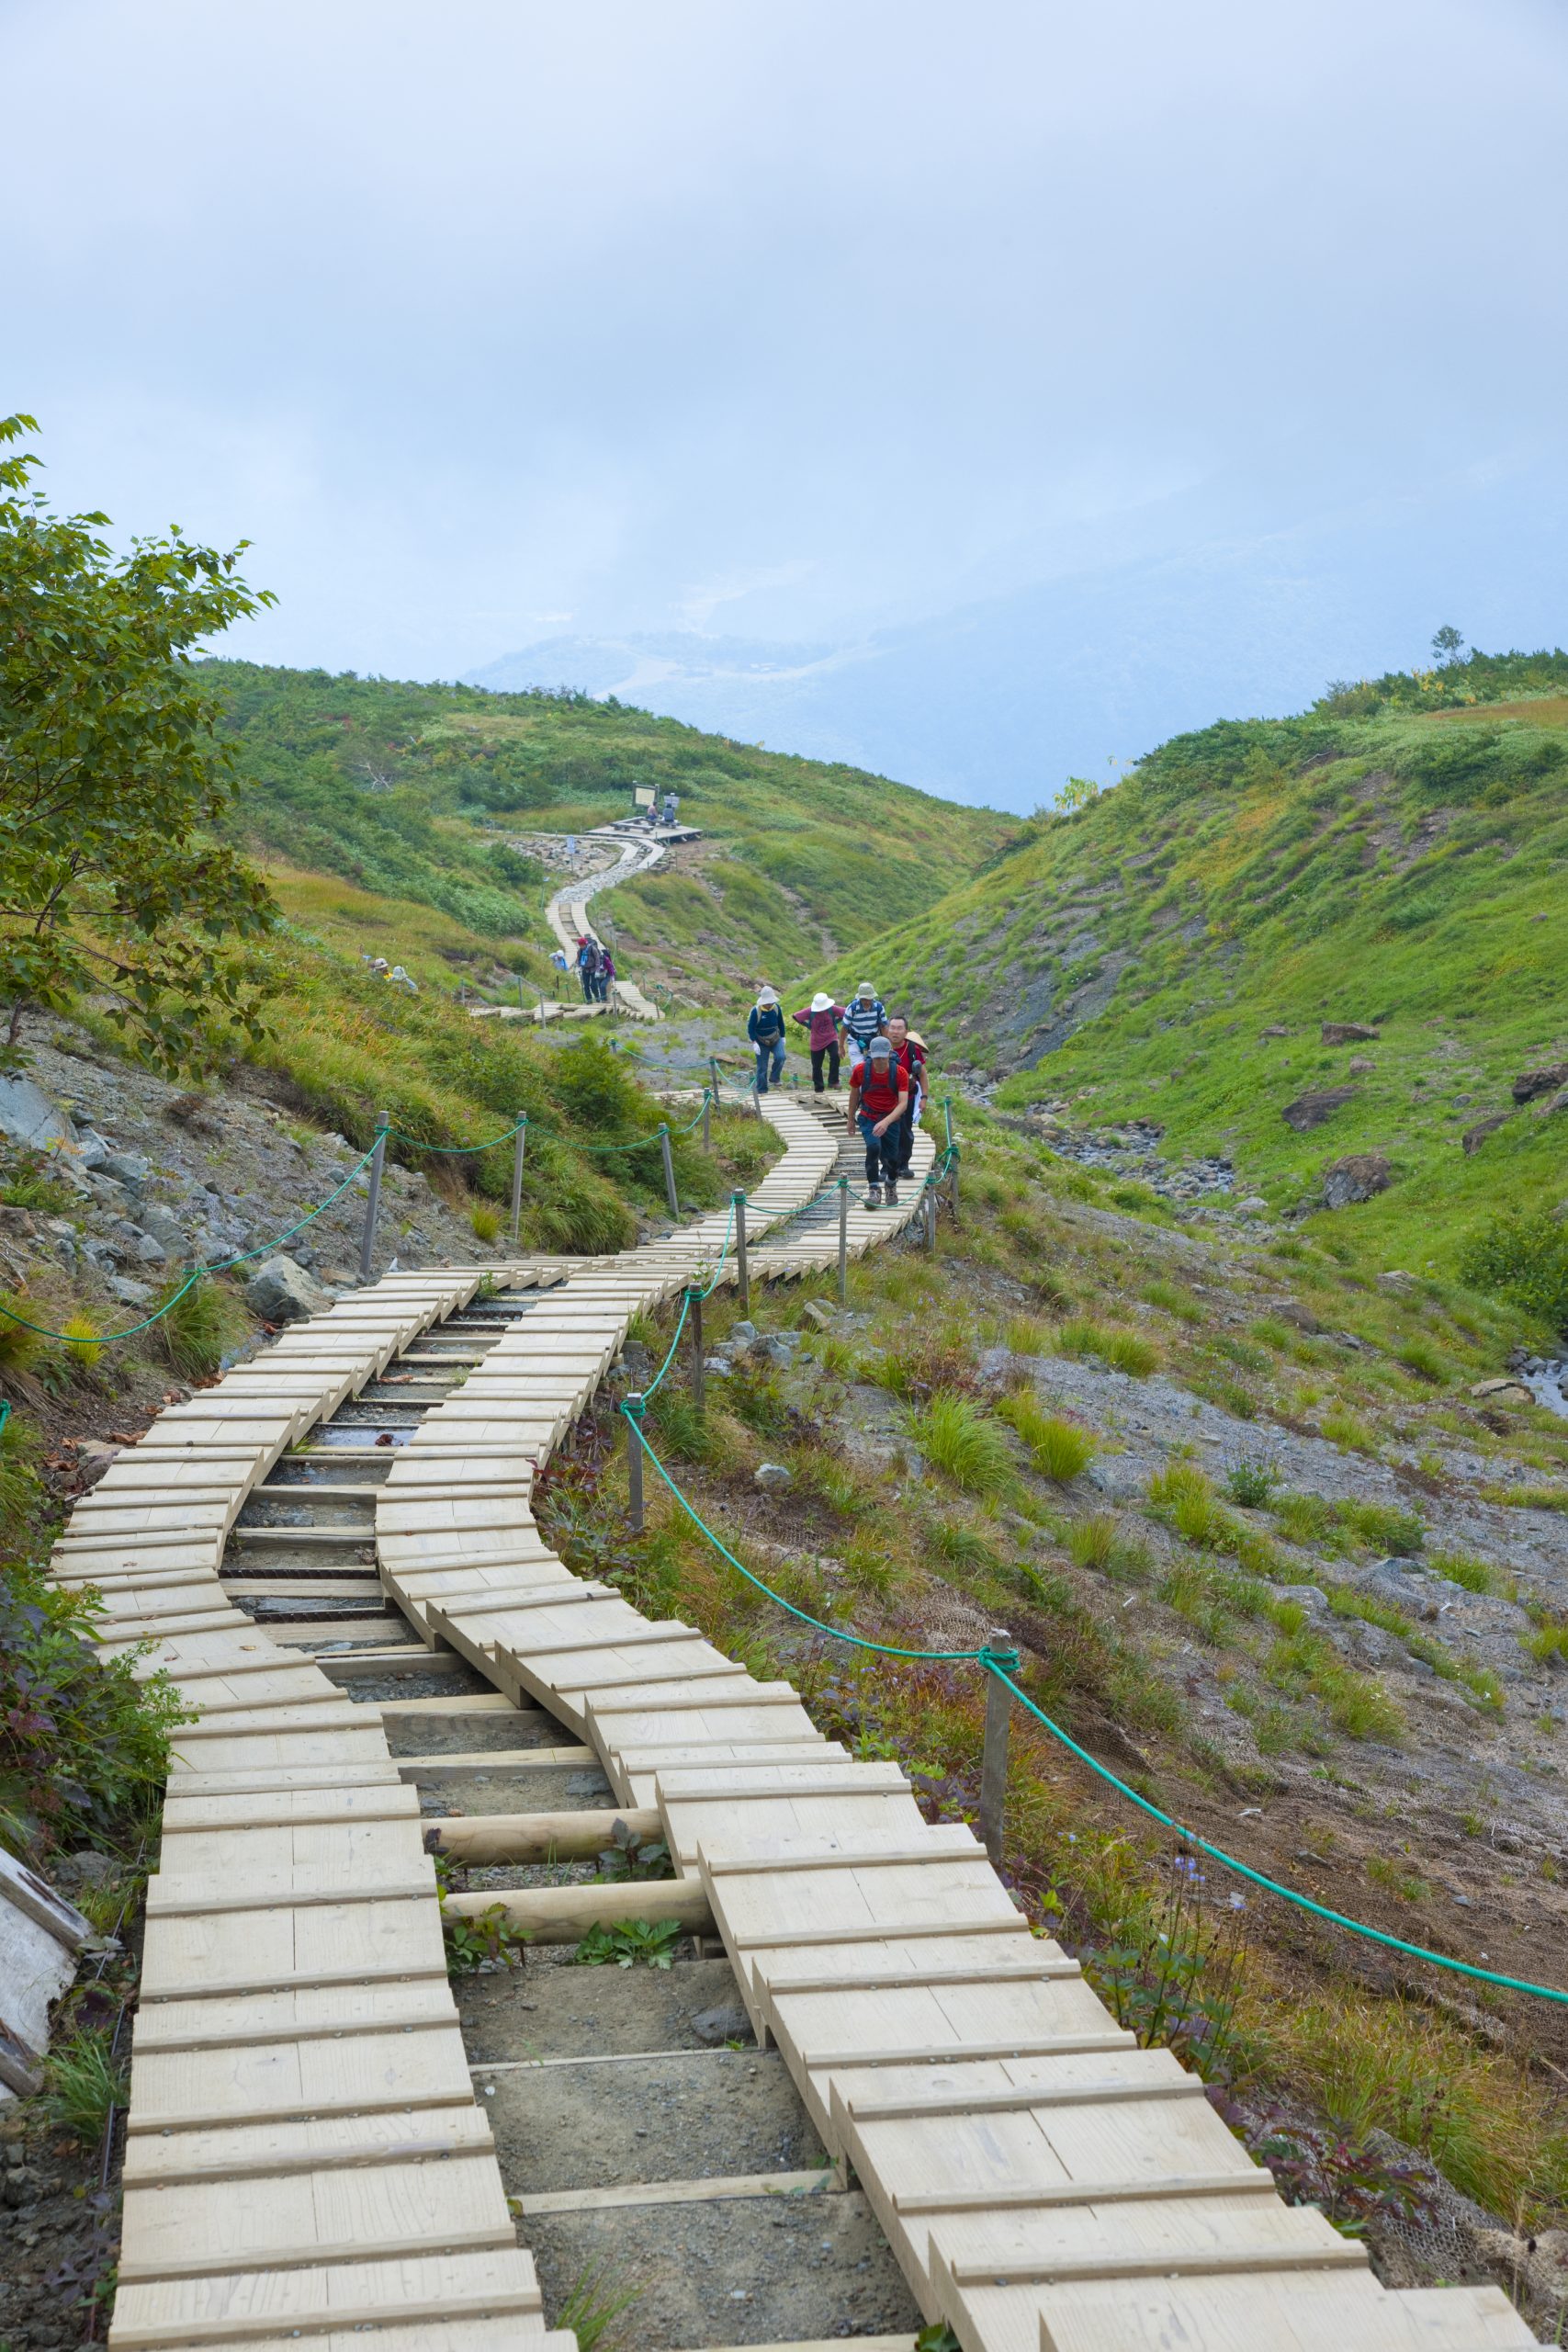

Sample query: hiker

[748,986,788,1093]
[550,946,570,974]
[847,1034,908,1208]
[841,981,886,1058]
[886,1013,926,1176]
[389,963,418,994]
[793,991,845,1092]
[576,934,601,1002]
[598,945,616,1003]
[662,790,679,827]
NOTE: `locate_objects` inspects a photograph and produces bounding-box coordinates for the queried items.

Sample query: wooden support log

[423,1805,660,1863]
[439,1874,713,1944]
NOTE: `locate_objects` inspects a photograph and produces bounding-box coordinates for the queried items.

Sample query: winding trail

[46,1091,1536,2352]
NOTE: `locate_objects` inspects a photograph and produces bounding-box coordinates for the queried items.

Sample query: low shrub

[1225,1459,1279,1509]
[1338,1500,1425,1557]
[155,1274,245,1379]
[1458,1208,1568,1336]
[469,1202,502,1243]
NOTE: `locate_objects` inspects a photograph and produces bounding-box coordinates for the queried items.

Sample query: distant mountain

[465,456,1568,811]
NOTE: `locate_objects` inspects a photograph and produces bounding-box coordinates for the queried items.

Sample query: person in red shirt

[846,1034,909,1207]
[792,991,846,1091]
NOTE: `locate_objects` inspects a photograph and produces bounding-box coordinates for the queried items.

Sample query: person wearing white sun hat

[747,985,788,1093]
[792,989,846,1091]
[842,981,886,1057]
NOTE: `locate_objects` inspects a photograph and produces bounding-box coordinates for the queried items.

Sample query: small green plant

[1066,1514,1118,1572]
[573,1918,684,1969]
[1141,1278,1202,1323]
[1102,1327,1160,1377]
[594,1818,673,1881]
[908,1391,1013,1496]
[998,1391,1096,1483]
[1481,1482,1568,1513]
[1321,1405,1380,1454]
[41,2027,127,2144]
[1395,1336,1449,1385]
[469,1202,502,1243]
[1338,1500,1424,1557]
[1271,1489,1340,1549]
[1225,1459,1279,1509]
[440,1897,530,1974]
[0,1155,73,1212]
[0,1293,49,1380]
[60,1311,105,1372]
[1521,1617,1568,1666]
[931,1519,1004,1576]
[555,2259,642,2352]
[1458,1207,1568,1332]
[1366,1855,1430,1904]
[646,1386,718,1464]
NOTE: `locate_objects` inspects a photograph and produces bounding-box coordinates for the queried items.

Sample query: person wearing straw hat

[747,985,788,1093]
[792,989,846,1092]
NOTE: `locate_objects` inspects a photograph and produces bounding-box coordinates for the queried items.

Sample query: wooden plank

[107,2245,544,2348]
[128,2021,473,2131]
[121,2103,492,2186]
[133,1976,454,2051]
[140,1894,446,1998]
[393,1746,594,1778]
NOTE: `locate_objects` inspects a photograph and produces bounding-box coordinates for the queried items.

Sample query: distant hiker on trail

[848,1033,908,1209]
[576,934,601,1002]
[842,982,886,1057]
[389,964,418,995]
[565,834,578,860]
[662,790,679,827]
[886,1013,926,1176]
[598,945,616,1003]
[793,991,845,1092]
[748,986,787,1094]
[550,946,570,973]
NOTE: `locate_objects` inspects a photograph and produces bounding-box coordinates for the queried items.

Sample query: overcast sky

[6,0,1565,717]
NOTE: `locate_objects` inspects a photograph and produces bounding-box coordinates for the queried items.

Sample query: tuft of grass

[555,2259,642,2352]
[0,1292,50,1380]
[931,1519,1005,1576]
[1366,1854,1431,1904]
[1225,1459,1278,1509]
[1271,1489,1340,1549]
[1267,1631,1404,1743]
[1004,1313,1050,1356]
[1142,1278,1202,1322]
[60,1311,105,1372]
[42,2028,128,2144]
[646,1388,722,1464]
[156,1274,244,1379]
[1481,1482,1568,1513]
[469,1202,502,1243]
[1066,1514,1117,1572]
[998,1391,1097,1483]
[1427,1550,1503,1595]
[1320,1405,1380,1454]
[1521,1617,1568,1666]
[908,1391,1013,1496]
[1395,1335,1450,1385]
[1102,1327,1160,1377]
[1338,1499,1425,1557]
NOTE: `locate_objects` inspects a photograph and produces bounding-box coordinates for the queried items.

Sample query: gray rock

[758,1332,801,1365]
[1235,1196,1269,1216]
[0,1073,74,1155]
[705,1355,734,1377]
[107,1220,167,1264]
[73,1128,112,1171]
[136,1204,192,1257]
[1512,1061,1568,1105]
[753,1462,793,1492]
[1321,1022,1381,1046]
[688,2004,754,2047]
[98,1150,152,1194]
[801,1301,835,1330]
[728,1320,758,1349]
[108,1277,154,1306]
[1281,1086,1359,1133]
[1322,1152,1393,1209]
[244,1253,331,1323]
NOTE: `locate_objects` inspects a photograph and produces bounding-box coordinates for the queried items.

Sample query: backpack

[856,1057,903,1118]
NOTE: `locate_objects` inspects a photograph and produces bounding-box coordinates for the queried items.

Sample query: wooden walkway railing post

[837,1176,849,1306]
[357,1110,389,1283]
[686,1285,705,1408]
[509,1114,527,1244]
[733,1191,750,1316]
[978,1631,1019,1867]
[659,1123,679,1217]
[625,1393,645,1531]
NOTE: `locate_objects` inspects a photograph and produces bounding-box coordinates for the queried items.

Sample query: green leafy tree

[1430,624,1465,667]
[0,413,278,1070]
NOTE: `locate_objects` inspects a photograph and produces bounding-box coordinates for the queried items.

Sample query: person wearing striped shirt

[842,983,886,1055]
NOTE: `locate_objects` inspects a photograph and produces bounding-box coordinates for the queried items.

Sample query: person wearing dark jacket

[793,991,845,1091]
[842,982,886,1057]
[747,986,787,1092]
[575,935,600,1002]
[847,1033,908,1207]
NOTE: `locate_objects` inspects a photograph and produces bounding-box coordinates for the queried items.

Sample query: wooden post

[625,1395,645,1532]
[701,1090,711,1152]
[837,1175,849,1307]
[687,1287,705,1408]
[733,1191,750,1317]
[978,1632,1018,1870]
[509,1114,527,1246]
[659,1123,679,1217]
[357,1113,389,1283]
[924,1177,937,1250]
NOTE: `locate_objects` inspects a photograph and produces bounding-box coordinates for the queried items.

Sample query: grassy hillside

[202,660,1012,992]
[848,649,1568,1282]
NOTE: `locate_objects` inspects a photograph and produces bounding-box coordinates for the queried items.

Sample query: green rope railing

[620,1407,1568,2007]
[0,1141,380,1347]
[639,1196,739,1400]
[387,1091,713,1160]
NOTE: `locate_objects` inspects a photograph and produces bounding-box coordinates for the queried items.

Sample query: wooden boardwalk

[48,1094,1537,2351]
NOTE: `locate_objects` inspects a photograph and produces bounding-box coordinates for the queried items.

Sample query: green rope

[0,1141,379,1346]
[616,1415,1568,2007]
[625,1412,987,1661]
[987,1664,1568,2007]
[640,1290,692,1401]
[387,1091,711,1160]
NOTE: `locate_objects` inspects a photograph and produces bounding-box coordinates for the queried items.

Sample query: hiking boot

[885,1178,898,1206]
[864,1185,883,1209]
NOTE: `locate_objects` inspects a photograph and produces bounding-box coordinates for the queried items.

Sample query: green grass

[41,2028,128,2144]
[156,1275,246,1379]
[469,1203,502,1243]
[908,1392,1013,1496]
[998,1392,1097,1482]
[1427,1549,1505,1595]
[1056,1317,1159,1376]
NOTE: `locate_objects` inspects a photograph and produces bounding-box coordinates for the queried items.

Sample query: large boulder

[1512,1062,1568,1105]
[1321,1153,1393,1209]
[244,1254,331,1323]
[1281,1086,1359,1132]
[0,1074,74,1157]
[1321,1022,1381,1046]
